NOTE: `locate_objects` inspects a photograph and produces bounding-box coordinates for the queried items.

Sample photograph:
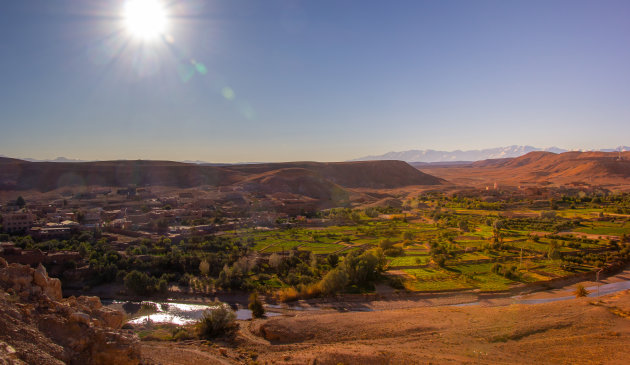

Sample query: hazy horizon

[2,0,630,162]
[2,144,629,164]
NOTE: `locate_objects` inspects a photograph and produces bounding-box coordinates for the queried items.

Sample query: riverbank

[281,265,630,311]
[118,266,630,363]
[99,264,630,326]
[140,288,630,364]
[64,260,630,321]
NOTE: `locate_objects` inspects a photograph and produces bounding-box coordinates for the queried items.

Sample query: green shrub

[198,300,237,338]
[327,254,339,268]
[388,275,406,289]
[124,270,157,295]
[173,328,195,341]
[319,268,348,295]
[383,247,404,257]
[379,239,395,250]
[248,292,265,318]
[433,255,446,267]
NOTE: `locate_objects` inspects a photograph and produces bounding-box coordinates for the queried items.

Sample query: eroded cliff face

[0,258,140,365]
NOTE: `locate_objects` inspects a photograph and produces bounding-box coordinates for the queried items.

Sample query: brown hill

[226,160,445,188]
[0,159,241,191]
[0,159,443,191]
[238,168,349,207]
[422,151,630,187]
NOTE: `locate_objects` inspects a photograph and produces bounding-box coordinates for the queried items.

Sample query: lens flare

[123,0,168,40]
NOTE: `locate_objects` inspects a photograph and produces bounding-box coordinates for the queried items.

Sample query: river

[103,299,282,324]
[105,269,630,325]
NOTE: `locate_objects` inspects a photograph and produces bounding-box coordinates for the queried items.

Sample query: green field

[404,279,473,291]
[458,252,492,261]
[299,242,346,254]
[575,221,629,236]
[261,241,304,253]
[404,267,453,281]
[213,198,629,295]
[388,255,427,267]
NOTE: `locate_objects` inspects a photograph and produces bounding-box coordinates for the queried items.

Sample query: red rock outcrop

[0,257,139,364]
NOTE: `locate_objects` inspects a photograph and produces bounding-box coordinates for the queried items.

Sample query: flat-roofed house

[3,212,34,233]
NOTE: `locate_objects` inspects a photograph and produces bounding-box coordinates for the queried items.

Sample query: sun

[123,0,168,40]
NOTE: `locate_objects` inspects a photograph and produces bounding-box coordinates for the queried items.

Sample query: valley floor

[140,288,630,365]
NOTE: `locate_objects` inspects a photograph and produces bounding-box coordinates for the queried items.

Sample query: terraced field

[220,202,628,294]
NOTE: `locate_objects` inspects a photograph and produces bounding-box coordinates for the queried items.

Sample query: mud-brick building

[2,212,34,233]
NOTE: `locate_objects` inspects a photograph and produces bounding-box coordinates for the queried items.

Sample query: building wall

[3,212,34,233]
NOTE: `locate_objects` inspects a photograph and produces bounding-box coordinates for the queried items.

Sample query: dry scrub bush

[275,283,322,302]
[574,284,590,298]
[275,287,300,302]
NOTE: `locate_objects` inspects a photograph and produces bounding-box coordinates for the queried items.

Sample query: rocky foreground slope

[0,258,140,365]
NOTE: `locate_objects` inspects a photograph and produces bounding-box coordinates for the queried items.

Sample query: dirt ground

[141,287,630,364]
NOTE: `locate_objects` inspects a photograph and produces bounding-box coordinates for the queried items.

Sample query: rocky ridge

[0,257,140,365]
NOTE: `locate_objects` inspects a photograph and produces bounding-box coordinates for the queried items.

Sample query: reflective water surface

[104,299,281,324]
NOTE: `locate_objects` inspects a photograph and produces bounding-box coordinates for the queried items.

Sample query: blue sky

[1,0,629,162]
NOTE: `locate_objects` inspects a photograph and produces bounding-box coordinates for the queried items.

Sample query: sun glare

[123,0,168,40]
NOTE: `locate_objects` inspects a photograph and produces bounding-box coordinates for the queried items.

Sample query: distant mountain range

[353,145,630,163]
[0,156,249,165]
[0,156,89,163]
[2,145,629,164]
